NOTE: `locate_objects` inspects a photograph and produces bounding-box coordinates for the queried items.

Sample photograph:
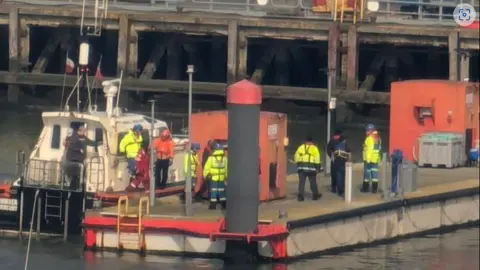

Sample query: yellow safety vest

[183,151,198,176]
[119,130,143,158]
[294,143,321,172]
[203,150,228,182]
[363,133,382,164]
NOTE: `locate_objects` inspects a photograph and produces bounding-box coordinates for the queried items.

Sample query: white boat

[0,77,189,236]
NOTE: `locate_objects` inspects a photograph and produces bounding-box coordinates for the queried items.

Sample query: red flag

[95,65,104,81]
[65,56,75,74]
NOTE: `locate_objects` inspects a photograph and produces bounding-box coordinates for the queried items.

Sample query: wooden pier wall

[0,4,478,105]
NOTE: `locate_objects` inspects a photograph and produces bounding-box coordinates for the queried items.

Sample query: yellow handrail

[137,196,150,250]
[116,195,150,251]
[332,0,365,24]
[117,196,129,249]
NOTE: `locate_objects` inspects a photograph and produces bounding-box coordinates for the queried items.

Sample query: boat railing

[87,156,106,193]
[23,159,85,192]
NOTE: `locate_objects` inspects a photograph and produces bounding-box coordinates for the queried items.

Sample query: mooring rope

[24,189,40,270]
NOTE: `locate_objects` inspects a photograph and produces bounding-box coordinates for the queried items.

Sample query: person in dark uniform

[327,130,351,197]
[65,125,98,190]
[195,140,215,200]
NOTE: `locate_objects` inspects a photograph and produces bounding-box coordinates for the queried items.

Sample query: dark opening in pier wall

[137,32,227,82]
[357,44,450,92]
[0,25,8,71]
[247,38,328,88]
[26,26,118,77]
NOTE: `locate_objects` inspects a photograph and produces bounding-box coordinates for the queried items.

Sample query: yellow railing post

[116,195,129,249]
[137,196,150,251]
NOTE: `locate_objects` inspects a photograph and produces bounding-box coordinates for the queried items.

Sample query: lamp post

[148,99,156,207]
[185,65,195,216]
[325,69,334,176]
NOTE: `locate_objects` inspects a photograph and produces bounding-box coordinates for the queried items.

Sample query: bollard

[381,152,388,201]
[345,162,352,203]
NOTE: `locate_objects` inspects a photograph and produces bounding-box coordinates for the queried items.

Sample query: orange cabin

[191,111,288,202]
[389,80,479,162]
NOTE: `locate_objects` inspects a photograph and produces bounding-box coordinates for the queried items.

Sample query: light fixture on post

[367,0,379,12]
[257,0,268,6]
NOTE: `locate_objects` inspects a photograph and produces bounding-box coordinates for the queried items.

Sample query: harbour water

[0,228,478,269]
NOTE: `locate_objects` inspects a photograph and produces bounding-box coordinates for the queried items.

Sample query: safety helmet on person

[191,143,201,151]
[133,124,143,132]
[212,143,223,150]
[365,124,376,132]
[161,129,170,138]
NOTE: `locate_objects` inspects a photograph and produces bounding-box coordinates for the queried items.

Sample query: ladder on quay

[116,196,150,252]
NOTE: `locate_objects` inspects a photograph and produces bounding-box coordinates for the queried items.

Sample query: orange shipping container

[191,111,288,202]
[389,80,479,162]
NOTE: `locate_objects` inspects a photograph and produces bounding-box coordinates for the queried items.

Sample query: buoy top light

[227,79,262,105]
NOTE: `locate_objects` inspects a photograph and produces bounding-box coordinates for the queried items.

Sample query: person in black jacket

[327,130,351,197]
[64,125,98,190]
[196,140,215,201]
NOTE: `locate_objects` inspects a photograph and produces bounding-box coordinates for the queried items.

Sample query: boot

[312,193,322,200]
[208,202,217,210]
[372,182,378,193]
[220,201,227,210]
[361,182,370,193]
[297,195,305,202]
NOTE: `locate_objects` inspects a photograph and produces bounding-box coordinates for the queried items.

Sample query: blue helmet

[212,143,223,150]
[133,124,143,132]
[191,143,200,150]
[365,124,376,132]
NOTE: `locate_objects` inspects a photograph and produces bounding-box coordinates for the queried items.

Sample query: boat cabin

[21,79,189,194]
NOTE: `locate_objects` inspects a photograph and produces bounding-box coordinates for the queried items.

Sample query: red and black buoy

[225,79,262,233]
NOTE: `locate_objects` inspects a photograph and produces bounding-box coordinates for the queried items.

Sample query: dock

[83,166,480,259]
[0,0,478,105]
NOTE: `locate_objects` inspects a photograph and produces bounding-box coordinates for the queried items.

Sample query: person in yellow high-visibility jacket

[362,124,382,193]
[183,143,200,191]
[119,124,144,178]
[203,143,228,210]
[294,136,322,202]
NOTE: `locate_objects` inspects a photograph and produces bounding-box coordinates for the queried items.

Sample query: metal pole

[148,100,156,207]
[325,70,333,176]
[185,65,194,217]
[345,162,352,203]
[381,152,388,201]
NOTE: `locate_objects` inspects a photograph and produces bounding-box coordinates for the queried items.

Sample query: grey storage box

[399,161,417,193]
[418,132,465,168]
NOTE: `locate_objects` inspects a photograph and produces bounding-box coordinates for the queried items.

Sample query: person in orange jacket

[152,129,174,189]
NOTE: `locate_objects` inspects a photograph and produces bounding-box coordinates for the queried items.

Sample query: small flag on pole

[95,64,104,81]
[65,55,75,74]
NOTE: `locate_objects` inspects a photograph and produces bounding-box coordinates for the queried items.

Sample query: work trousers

[209,181,226,203]
[297,171,319,198]
[332,162,346,194]
[155,159,170,188]
[127,158,136,176]
[363,162,379,183]
[64,162,84,191]
[330,161,336,191]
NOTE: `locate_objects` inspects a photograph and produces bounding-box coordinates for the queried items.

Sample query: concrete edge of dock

[269,179,479,259]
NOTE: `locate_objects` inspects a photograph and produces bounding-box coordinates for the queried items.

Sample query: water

[0,228,478,269]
